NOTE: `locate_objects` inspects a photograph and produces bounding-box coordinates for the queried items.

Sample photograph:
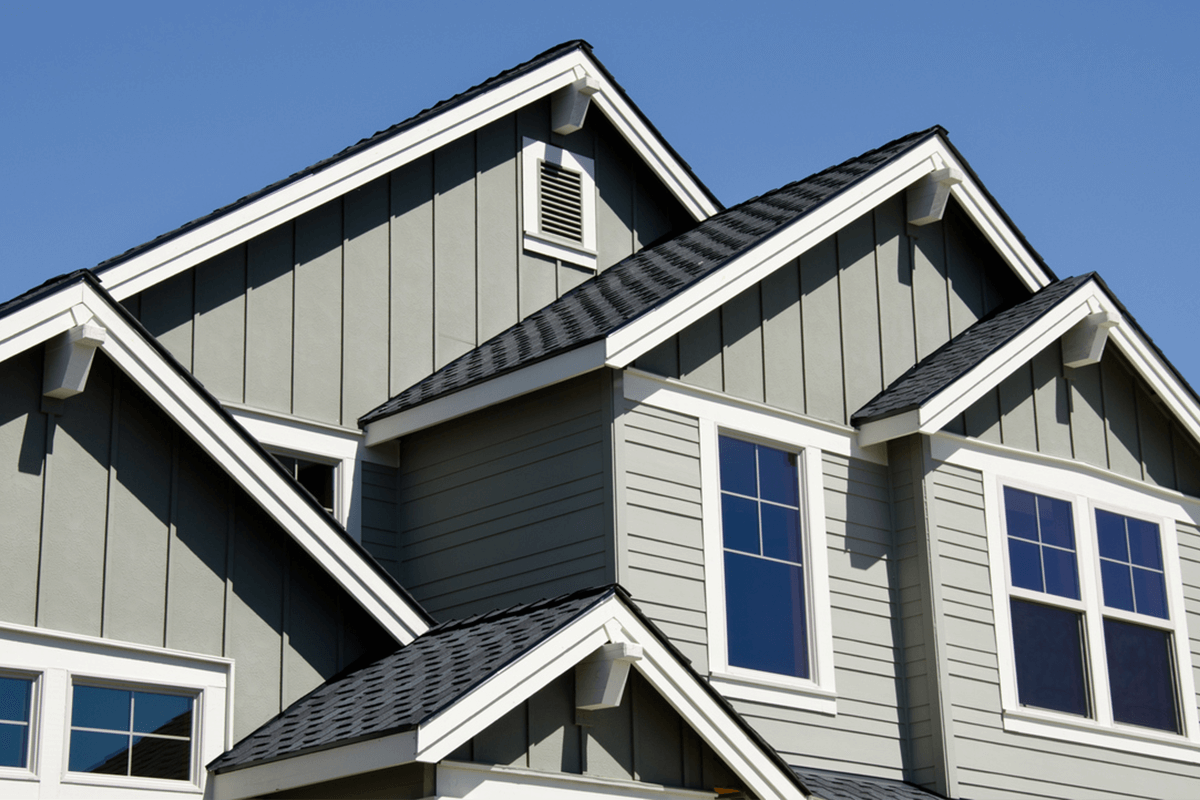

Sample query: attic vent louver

[539,160,585,243]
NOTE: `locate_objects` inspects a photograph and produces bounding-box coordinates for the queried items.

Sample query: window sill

[708,671,837,716]
[523,232,598,271]
[61,772,202,793]
[0,767,38,782]
[1003,707,1200,764]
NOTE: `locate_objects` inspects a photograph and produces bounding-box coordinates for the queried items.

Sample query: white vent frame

[522,138,597,270]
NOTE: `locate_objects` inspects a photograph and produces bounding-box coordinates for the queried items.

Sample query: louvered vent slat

[539,161,584,243]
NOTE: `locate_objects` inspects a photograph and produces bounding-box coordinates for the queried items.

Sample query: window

[68,684,194,781]
[0,675,34,769]
[719,436,809,679]
[521,138,596,270]
[1003,486,1182,735]
[273,453,337,517]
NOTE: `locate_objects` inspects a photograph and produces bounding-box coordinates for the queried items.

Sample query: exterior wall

[923,456,1200,799]
[361,460,400,576]
[395,372,614,619]
[954,343,1200,497]
[123,106,695,429]
[615,396,910,780]
[0,348,390,741]
[262,764,433,800]
[634,198,1027,426]
[449,670,741,792]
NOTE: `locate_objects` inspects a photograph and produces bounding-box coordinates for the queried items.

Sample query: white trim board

[97,47,719,302]
[857,278,1200,450]
[208,592,806,800]
[0,278,430,645]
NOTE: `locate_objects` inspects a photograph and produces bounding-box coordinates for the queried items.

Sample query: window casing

[521,138,597,270]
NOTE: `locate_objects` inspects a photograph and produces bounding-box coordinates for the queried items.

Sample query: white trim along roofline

[856,277,1200,449]
[208,592,807,800]
[97,47,720,302]
[0,276,431,645]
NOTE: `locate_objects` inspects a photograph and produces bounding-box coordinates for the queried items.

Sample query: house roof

[792,767,947,800]
[0,269,435,641]
[851,274,1095,425]
[94,40,721,300]
[210,585,614,773]
[360,125,947,425]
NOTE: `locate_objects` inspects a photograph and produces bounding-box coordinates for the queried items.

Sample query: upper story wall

[123,105,696,429]
[632,197,1028,427]
[0,347,390,740]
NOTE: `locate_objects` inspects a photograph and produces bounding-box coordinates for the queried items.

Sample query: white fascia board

[415,598,804,800]
[99,49,716,303]
[209,730,417,800]
[363,341,606,445]
[0,281,429,644]
[603,136,1055,369]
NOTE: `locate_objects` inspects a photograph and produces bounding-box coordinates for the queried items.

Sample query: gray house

[2,40,1198,800]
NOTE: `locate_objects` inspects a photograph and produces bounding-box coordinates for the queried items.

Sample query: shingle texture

[851,274,1094,424]
[360,126,946,424]
[793,767,948,800]
[209,585,615,773]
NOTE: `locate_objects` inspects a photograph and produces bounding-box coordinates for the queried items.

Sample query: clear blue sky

[3,2,1197,386]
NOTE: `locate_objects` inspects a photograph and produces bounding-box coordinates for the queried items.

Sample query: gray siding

[927,459,1200,799]
[451,670,741,792]
[957,344,1200,498]
[396,373,612,619]
[0,348,390,741]
[361,461,399,575]
[634,198,1027,427]
[129,108,694,428]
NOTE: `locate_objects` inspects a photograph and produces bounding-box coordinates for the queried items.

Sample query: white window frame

[931,433,1200,763]
[521,137,597,270]
[0,621,232,796]
[620,370,873,715]
[0,669,40,782]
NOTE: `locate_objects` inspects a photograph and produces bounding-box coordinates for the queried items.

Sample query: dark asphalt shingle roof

[360,126,948,424]
[92,40,719,278]
[209,585,617,773]
[851,274,1095,425]
[793,767,948,800]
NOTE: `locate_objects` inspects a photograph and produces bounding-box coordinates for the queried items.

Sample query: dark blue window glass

[0,676,33,769]
[1010,599,1089,717]
[1104,619,1179,732]
[719,435,807,679]
[1096,511,1168,619]
[70,685,192,781]
[1004,488,1079,600]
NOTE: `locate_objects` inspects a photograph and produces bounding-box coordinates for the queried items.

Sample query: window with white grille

[522,138,596,270]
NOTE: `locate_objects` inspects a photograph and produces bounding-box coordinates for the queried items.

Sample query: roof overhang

[96,45,720,302]
[0,275,432,643]
[362,132,1057,444]
[856,277,1200,448]
[207,593,807,800]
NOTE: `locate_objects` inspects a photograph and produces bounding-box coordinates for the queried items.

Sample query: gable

[951,343,1200,497]
[633,197,1027,426]
[0,346,393,740]
[124,103,696,429]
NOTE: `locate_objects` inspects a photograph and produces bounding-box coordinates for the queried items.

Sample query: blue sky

[3,1,1197,386]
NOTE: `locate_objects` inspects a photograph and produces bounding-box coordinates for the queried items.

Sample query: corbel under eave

[907,167,965,226]
[575,641,643,711]
[551,76,601,135]
[1061,310,1118,368]
[43,320,107,399]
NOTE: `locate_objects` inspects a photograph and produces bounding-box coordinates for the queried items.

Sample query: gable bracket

[552,76,601,134]
[575,642,643,710]
[1061,310,1118,368]
[43,317,107,399]
[907,167,965,226]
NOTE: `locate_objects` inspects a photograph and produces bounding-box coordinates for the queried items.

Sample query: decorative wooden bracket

[907,167,964,226]
[551,76,601,135]
[1062,311,1118,368]
[575,642,643,710]
[43,320,106,399]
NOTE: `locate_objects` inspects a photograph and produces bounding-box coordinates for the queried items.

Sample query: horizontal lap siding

[0,350,389,741]
[929,461,1200,798]
[361,461,399,575]
[636,198,1027,427]
[128,109,694,429]
[620,403,708,671]
[398,374,611,619]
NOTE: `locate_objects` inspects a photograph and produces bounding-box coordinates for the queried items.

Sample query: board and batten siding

[395,373,613,620]
[926,459,1200,798]
[124,106,694,429]
[617,399,910,779]
[953,342,1200,498]
[633,198,1027,427]
[0,348,391,741]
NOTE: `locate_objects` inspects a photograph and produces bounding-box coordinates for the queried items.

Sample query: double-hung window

[1003,485,1185,736]
[0,675,35,770]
